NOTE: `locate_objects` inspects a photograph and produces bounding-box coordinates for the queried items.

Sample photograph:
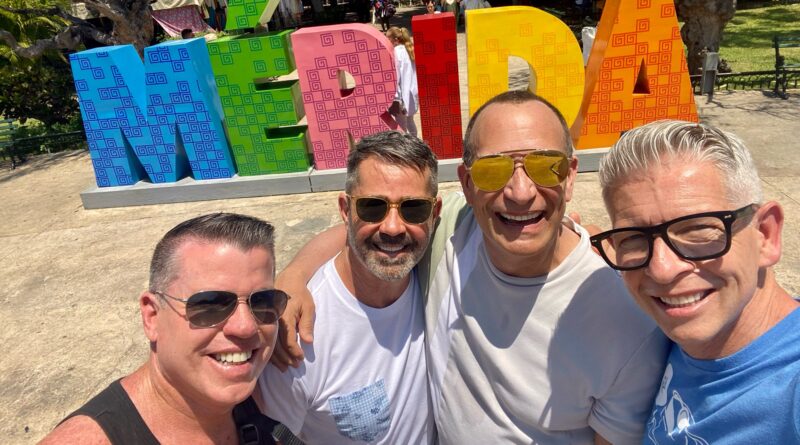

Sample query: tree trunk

[83,0,154,57]
[675,0,737,75]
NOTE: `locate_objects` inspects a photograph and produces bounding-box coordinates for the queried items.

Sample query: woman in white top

[386,27,419,137]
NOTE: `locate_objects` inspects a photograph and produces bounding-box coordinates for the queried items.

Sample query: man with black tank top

[38,213,287,444]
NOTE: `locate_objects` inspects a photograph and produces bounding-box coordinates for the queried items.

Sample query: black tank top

[63,379,279,445]
[64,379,158,445]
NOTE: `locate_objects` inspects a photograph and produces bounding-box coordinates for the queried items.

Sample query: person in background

[441,0,460,27]
[181,28,195,39]
[373,0,395,32]
[386,27,419,138]
[425,0,439,13]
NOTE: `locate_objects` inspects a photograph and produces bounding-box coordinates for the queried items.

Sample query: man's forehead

[471,101,566,153]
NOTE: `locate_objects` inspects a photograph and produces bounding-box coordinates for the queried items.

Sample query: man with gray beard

[259,131,440,444]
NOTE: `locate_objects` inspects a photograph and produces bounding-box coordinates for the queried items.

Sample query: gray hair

[149,213,275,293]
[345,131,439,195]
[462,90,574,166]
[599,119,763,206]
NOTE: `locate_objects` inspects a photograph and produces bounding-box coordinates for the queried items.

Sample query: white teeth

[500,212,542,222]
[658,293,706,307]
[214,350,253,364]
[377,244,404,252]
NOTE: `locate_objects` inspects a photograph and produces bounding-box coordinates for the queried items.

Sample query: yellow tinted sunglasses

[467,150,570,192]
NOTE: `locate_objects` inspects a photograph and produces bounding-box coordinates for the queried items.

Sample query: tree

[0,0,154,59]
[675,0,737,75]
[0,57,80,129]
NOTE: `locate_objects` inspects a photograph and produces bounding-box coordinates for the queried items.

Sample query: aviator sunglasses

[154,289,289,328]
[467,150,570,192]
[348,195,437,224]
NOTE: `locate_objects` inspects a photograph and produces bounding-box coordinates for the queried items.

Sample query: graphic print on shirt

[328,379,391,442]
[646,364,709,445]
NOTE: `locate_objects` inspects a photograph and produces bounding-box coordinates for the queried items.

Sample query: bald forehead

[471,100,568,154]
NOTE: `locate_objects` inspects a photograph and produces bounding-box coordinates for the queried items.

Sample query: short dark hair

[181,28,194,39]
[149,213,275,292]
[345,131,439,195]
[462,90,574,165]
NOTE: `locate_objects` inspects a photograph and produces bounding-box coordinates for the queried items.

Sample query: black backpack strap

[233,396,279,445]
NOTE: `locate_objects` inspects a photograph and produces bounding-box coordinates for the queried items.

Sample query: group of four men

[41,90,799,444]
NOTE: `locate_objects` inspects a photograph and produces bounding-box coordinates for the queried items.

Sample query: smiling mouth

[213,350,254,365]
[498,211,544,225]
[656,291,710,308]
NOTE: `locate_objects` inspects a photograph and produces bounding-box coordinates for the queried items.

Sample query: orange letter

[574,0,698,149]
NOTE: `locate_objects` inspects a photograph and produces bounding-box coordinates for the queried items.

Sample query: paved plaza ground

[2,8,800,444]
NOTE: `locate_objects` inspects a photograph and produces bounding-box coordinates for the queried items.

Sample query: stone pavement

[2,10,800,443]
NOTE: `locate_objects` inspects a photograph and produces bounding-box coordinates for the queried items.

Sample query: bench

[774,36,800,98]
[0,118,25,169]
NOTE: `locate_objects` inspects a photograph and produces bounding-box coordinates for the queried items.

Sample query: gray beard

[346,217,425,282]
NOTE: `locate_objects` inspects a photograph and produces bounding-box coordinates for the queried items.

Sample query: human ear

[140,291,160,343]
[563,156,579,203]
[338,192,350,224]
[755,201,784,268]
[457,163,474,205]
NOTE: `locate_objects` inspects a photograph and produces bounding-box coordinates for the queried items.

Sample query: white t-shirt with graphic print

[259,258,434,445]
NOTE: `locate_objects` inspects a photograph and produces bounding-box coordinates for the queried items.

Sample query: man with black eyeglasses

[274,91,668,444]
[259,131,439,444]
[591,119,800,444]
[39,213,287,444]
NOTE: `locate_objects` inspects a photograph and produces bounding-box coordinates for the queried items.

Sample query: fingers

[297,297,316,344]
[270,318,295,371]
[273,298,306,368]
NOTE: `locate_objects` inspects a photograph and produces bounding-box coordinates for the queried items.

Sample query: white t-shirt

[419,193,669,444]
[260,258,434,445]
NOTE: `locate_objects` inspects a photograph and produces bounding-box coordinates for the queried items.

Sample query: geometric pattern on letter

[574,0,698,149]
[412,12,463,160]
[466,6,585,125]
[208,30,310,175]
[69,40,235,187]
[226,0,278,31]
[292,24,397,170]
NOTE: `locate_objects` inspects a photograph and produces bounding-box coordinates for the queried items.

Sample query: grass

[720,3,800,72]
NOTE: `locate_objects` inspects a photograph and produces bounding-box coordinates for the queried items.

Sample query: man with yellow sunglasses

[275,91,668,444]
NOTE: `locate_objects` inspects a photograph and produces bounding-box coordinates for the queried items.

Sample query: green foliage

[0,56,80,129]
[0,0,72,64]
[721,3,800,72]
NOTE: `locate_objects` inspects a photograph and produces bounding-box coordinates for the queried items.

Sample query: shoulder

[38,415,111,445]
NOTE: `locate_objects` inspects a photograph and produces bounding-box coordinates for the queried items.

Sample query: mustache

[371,232,413,247]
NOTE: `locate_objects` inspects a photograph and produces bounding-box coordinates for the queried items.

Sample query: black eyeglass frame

[153,289,289,328]
[589,204,759,271]
[347,195,437,225]
[465,149,571,191]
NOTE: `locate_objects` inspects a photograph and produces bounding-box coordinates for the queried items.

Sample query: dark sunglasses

[467,150,570,192]
[154,289,289,328]
[589,204,758,271]
[348,195,436,224]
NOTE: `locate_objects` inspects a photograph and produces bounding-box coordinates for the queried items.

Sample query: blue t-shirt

[644,307,800,445]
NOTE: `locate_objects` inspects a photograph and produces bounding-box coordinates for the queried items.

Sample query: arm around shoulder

[38,416,111,445]
[271,224,347,370]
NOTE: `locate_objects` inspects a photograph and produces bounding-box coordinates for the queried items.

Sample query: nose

[645,237,696,283]
[222,297,259,338]
[379,206,407,237]
[503,162,539,204]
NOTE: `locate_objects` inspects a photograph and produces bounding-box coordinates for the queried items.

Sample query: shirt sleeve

[588,328,670,445]
[259,362,311,436]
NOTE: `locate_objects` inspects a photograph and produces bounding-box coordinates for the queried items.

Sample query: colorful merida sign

[69,0,697,188]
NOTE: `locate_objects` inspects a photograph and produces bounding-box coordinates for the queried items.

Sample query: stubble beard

[346,218,427,282]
